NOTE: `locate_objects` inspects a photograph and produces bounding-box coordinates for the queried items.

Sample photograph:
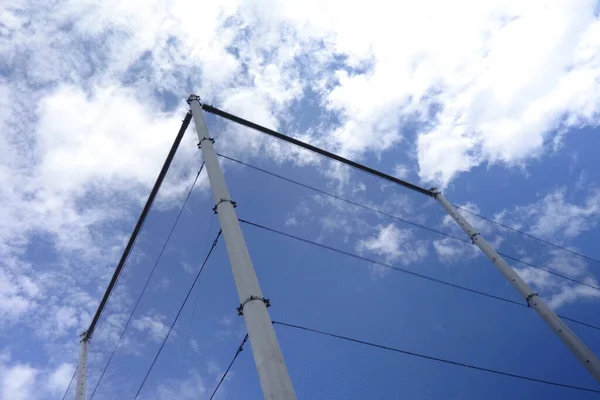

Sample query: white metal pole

[75,333,89,400]
[434,191,600,381]
[188,95,297,400]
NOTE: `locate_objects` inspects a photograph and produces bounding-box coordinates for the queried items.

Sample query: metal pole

[188,95,297,400]
[84,113,192,342]
[434,191,600,381]
[75,333,89,400]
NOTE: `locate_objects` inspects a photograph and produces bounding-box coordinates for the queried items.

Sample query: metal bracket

[197,137,215,149]
[469,232,480,244]
[236,334,249,355]
[429,187,440,198]
[526,292,539,307]
[213,198,237,214]
[237,295,271,316]
[187,94,201,104]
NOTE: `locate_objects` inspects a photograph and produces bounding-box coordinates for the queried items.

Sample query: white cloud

[432,238,479,264]
[0,357,79,400]
[180,261,197,275]
[36,85,197,199]
[393,164,410,179]
[46,363,75,394]
[497,188,600,243]
[475,187,600,311]
[529,190,600,241]
[92,311,139,354]
[357,224,428,265]
[1,363,37,400]
[311,191,374,241]
[284,201,310,228]
[215,315,245,342]
[516,247,600,309]
[518,267,555,290]
[359,224,407,261]
[132,312,171,342]
[519,263,600,309]
[154,371,209,400]
[0,268,37,320]
[547,279,600,309]
[245,0,600,185]
[153,277,171,292]
[545,249,589,277]
[414,2,600,186]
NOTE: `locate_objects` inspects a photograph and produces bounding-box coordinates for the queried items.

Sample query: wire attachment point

[197,137,215,149]
[470,232,480,244]
[526,292,539,307]
[213,198,237,214]
[237,296,271,316]
[187,94,201,105]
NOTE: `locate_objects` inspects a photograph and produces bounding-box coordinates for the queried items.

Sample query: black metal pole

[84,111,192,340]
[202,104,433,197]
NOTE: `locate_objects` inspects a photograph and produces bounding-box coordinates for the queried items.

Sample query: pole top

[187,94,201,105]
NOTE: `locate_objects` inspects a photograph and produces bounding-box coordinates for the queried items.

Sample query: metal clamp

[429,187,440,198]
[197,137,215,149]
[186,94,201,104]
[526,292,539,307]
[469,232,480,244]
[237,296,271,316]
[213,198,237,214]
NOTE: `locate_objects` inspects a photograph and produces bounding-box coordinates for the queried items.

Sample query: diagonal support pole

[434,190,600,381]
[188,95,297,400]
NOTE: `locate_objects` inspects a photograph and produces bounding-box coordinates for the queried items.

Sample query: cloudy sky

[2,0,600,399]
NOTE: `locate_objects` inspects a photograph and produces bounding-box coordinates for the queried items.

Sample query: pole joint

[470,232,480,244]
[429,187,440,198]
[526,292,539,307]
[213,198,237,214]
[187,94,201,105]
[197,137,215,149]
[237,295,271,316]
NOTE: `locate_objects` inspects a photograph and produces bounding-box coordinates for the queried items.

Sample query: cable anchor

[197,137,215,149]
[526,292,539,307]
[236,334,249,354]
[213,198,237,214]
[469,232,480,244]
[237,296,271,316]
[186,94,201,105]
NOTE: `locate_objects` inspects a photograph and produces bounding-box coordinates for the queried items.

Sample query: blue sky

[2,0,600,399]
